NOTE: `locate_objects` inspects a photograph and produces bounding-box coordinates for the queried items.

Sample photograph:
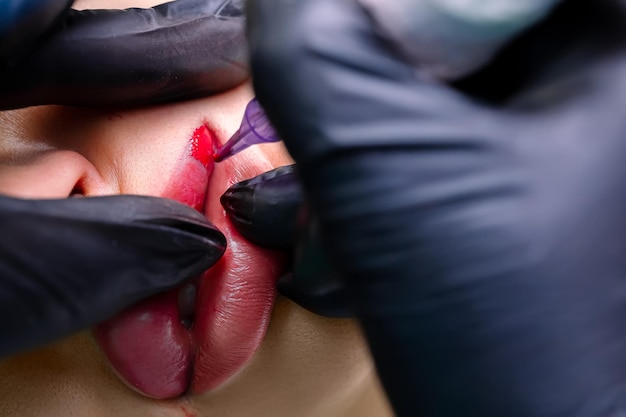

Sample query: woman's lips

[93,125,285,399]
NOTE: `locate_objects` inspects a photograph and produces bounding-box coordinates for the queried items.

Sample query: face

[0,1,392,416]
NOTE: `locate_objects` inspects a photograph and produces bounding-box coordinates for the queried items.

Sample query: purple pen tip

[213,97,281,163]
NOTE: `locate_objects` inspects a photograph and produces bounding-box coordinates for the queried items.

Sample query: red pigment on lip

[190,126,214,167]
[159,125,215,212]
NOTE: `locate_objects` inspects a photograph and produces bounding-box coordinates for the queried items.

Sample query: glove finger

[277,274,351,319]
[0,194,226,357]
[220,165,352,316]
[0,0,248,110]
[221,164,302,248]
[0,0,72,60]
[289,209,351,318]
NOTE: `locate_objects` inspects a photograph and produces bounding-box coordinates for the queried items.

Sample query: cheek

[77,108,207,196]
[78,86,258,197]
[88,128,184,196]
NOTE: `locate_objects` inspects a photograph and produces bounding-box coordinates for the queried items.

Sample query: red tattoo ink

[190,125,214,168]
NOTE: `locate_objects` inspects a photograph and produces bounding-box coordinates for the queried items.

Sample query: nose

[0,150,114,199]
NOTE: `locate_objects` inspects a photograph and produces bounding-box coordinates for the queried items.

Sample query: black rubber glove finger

[0,0,248,110]
[279,208,351,318]
[0,0,73,60]
[0,194,226,357]
[220,165,350,317]
[220,164,301,248]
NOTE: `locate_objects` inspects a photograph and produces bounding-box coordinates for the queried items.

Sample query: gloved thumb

[0,194,226,357]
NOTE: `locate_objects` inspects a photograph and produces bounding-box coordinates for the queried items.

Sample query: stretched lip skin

[94,124,284,399]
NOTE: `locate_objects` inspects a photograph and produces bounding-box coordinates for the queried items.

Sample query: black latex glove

[0,0,248,110]
[247,0,626,416]
[221,164,350,317]
[0,195,225,358]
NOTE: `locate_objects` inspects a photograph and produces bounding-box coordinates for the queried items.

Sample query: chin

[0,298,377,417]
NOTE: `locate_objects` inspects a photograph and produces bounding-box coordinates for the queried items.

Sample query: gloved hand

[0,0,248,110]
[0,0,237,357]
[221,164,350,317]
[245,0,626,416]
[0,195,225,358]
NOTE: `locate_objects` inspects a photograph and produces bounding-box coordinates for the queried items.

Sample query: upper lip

[93,122,286,399]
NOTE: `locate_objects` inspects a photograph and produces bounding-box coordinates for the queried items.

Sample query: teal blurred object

[358,0,563,79]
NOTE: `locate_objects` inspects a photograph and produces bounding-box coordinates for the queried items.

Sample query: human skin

[0,2,394,416]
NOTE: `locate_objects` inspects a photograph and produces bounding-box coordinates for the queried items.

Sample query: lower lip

[93,125,281,399]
